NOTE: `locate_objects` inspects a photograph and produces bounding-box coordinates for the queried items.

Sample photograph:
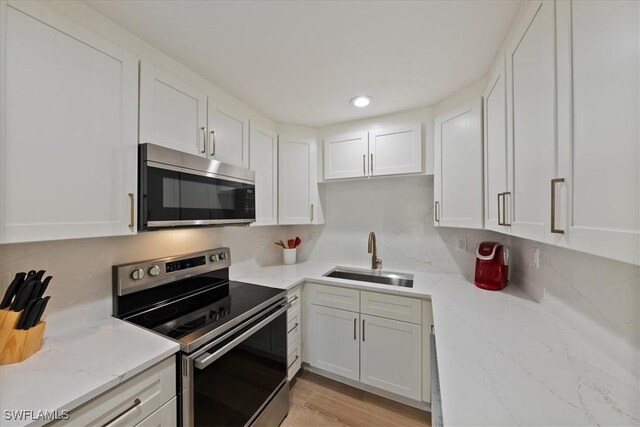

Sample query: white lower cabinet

[304,283,430,405]
[307,304,360,381]
[360,314,422,400]
[136,398,177,427]
[51,357,176,426]
[287,285,303,380]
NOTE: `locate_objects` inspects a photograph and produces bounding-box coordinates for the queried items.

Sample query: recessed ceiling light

[350,95,372,108]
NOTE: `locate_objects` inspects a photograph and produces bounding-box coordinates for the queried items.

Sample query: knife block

[0,308,46,365]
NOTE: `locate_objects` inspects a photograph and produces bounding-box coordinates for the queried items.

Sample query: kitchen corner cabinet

[0,1,138,243]
[140,61,208,156]
[249,122,278,225]
[483,55,510,234]
[433,99,483,228]
[555,0,639,264]
[278,136,320,224]
[304,283,428,404]
[505,0,557,243]
[207,100,249,168]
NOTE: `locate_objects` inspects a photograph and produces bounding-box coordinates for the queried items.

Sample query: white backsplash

[309,175,464,274]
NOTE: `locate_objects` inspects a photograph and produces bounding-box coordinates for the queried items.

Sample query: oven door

[182,302,289,427]
[140,161,255,229]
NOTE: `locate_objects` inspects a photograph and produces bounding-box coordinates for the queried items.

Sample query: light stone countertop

[0,317,179,427]
[231,260,639,427]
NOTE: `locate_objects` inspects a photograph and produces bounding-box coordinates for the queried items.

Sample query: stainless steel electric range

[113,248,289,427]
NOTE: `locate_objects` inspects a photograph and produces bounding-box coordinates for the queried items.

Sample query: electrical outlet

[455,237,467,252]
[533,248,541,268]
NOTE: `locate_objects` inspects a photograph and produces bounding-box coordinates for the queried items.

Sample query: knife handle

[16,300,36,330]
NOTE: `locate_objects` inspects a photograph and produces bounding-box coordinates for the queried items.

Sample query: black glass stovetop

[124,280,284,349]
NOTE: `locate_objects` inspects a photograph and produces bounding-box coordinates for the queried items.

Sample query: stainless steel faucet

[367,232,382,270]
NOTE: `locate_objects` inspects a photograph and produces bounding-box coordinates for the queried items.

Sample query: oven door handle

[193,303,290,370]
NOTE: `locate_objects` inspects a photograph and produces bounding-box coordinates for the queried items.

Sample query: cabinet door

[483,55,510,233]
[249,122,278,225]
[556,0,639,265]
[506,0,556,242]
[324,131,369,179]
[139,62,207,156]
[1,1,138,243]
[136,398,177,427]
[278,136,317,224]
[207,100,249,167]
[434,100,483,228]
[307,305,360,381]
[360,314,422,400]
[369,124,422,176]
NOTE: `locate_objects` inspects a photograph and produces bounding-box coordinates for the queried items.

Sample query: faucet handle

[373,257,382,269]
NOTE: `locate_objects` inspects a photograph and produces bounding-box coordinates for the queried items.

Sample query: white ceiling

[87,0,521,127]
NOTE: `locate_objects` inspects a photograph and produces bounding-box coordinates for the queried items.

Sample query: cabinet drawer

[287,339,302,380]
[306,283,360,312]
[287,286,301,310]
[287,305,301,344]
[135,397,177,427]
[361,291,422,324]
[52,357,176,427]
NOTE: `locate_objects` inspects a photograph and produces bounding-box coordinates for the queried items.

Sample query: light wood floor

[281,371,431,427]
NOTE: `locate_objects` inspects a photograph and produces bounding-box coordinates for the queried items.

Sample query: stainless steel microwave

[138,143,255,230]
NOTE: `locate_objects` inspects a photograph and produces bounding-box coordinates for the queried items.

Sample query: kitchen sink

[324,267,414,288]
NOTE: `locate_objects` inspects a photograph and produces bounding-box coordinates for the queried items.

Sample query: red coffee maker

[474,242,509,290]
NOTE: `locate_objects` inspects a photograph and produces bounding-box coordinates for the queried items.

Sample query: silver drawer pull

[288,295,299,304]
[101,398,141,427]
[194,303,290,370]
[288,323,299,334]
[288,355,300,370]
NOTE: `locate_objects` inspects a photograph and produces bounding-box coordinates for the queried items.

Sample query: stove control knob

[210,254,219,262]
[148,265,161,276]
[130,268,145,280]
[219,252,227,261]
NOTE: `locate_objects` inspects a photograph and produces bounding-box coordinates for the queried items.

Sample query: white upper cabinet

[483,55,510,233]
[249,122,278,226]
[207,100,249,167]
[369,124,422,176]
[0,1,138,243]
[434,100,483,229]
[555,0,639,264]
[278,136,318,224]
[506,0,557,243]
[324,131,369,180]
[139,62,208,156]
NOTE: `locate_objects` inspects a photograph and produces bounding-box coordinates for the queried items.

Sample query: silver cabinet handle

[551,178,565,234]
[310,204,314,223]
[353,318,357,340]
[128,193,135,228]
[370,153,374,174]
[497,193,503,226]
[288,323,299,334]
[434,201,440,222]
[363,154,366,176]
[194,303,290,370]
[101,398,141,427]
[209,130,216,156]
[499,192,511,226]
[288,355,300,370]
[362,318,365,342]
[288,295,298,304]
[200,127,206,153]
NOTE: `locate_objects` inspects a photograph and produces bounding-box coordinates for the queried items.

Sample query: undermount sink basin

[324,267,414,288]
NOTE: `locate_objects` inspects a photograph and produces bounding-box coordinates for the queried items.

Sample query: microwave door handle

[193,303,290,370]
